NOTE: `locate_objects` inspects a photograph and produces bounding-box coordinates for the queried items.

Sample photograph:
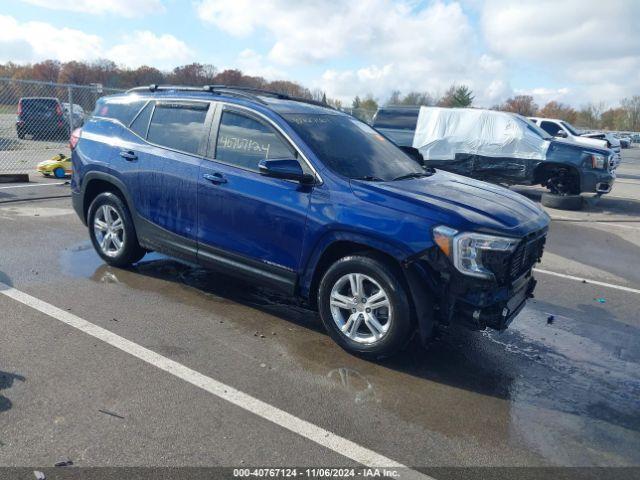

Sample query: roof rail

[125,84,203,93]
[124,84,267,104]
[207,86,335,110]
[124,84,334,110]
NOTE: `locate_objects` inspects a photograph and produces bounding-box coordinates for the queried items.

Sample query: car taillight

[17,100,22,116]
[56,104,63,116]
[69,127,82,150]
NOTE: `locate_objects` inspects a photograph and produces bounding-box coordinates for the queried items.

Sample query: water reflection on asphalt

[60,242,640,465]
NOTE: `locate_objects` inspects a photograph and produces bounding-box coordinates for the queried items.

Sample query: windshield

[561,121,582,136]
[283,113,424,181]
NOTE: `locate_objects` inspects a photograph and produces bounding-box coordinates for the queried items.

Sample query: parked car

[62,102,85,128]
[376,106,616,210]
[16,97,68,140]
[614,134,631,148]
[71,85,550,358]
[581,131,622,165]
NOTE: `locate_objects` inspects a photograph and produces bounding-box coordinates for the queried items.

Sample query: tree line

[493,95,640,132]
[350,85,474,123]
[0,59,337,106]
[1,59,637,131]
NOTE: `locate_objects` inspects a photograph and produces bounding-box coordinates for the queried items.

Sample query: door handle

[119,150,137,161]
[203,172,228,184]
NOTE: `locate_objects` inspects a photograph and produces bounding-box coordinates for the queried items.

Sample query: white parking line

[534,268,640,295]
[0,282,432,480]
[551,218,640,230]
[0,182,66,189]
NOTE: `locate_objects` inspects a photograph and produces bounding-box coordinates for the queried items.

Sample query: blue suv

[71,85,550,357]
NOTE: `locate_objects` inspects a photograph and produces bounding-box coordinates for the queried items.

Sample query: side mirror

[258,158,315,184]
[555,130,568,138]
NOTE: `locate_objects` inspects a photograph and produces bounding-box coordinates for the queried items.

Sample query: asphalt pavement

[0,148,639,479]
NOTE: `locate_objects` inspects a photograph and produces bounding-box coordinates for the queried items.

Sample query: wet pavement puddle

[59,241,640,465]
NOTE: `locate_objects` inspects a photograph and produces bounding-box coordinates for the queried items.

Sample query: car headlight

[590,154,607,169]
[433,226,520,279]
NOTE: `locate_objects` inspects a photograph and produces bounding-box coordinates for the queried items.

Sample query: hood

[582,133,620,148]
[351,171,549,237]
[549,138,611,156]
[572,134,607,150]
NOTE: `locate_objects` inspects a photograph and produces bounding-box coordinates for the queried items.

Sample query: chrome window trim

[92,97,323,183]
[93,98,211,159]
[215,101,323,184]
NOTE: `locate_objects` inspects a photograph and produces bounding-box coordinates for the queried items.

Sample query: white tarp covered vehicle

[407,107,615,209]
[412,107,549,162]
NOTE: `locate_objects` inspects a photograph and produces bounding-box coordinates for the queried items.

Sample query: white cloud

[197,0,508,105]
[0,15,193,69]
[196,0,640,106]
[0,15,103,63]
[18,0,165,17]
[107,31,195,69]
[236,49,285,80]
[481,0,640,105]
[514,87,572,106]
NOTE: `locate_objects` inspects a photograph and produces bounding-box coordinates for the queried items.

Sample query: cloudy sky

[2,0,639,107]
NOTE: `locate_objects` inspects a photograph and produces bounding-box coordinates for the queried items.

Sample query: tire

[88,192,146,267]
[541,192,583,210]
[53,167,66,179]
[318,255,413,358]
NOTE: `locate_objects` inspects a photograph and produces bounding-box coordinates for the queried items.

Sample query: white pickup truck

[528,117,621,166]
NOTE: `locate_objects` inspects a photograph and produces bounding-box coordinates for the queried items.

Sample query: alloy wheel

[93,204,125,258]
[329,273,392,344]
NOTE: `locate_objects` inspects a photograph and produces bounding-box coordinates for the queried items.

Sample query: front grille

[509,230,547,281]
[482,228,547,285]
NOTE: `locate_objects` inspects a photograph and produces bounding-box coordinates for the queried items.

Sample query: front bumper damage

[440,270,536,331]
[403,230,545,342]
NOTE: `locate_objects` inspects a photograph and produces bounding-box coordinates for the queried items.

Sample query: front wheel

[318,255,413,358]
[88,192,146,267]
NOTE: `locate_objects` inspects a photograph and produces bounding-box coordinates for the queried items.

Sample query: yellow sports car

[36,153,72,178]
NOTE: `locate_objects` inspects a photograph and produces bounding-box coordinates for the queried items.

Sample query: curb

[0,174,30,183]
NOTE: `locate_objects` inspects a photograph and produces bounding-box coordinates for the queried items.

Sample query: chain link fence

[0,78,122,176]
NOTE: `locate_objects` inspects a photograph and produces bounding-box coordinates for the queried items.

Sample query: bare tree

[538,101,577,124]
[620,96,640,131]
[497,95,538,116]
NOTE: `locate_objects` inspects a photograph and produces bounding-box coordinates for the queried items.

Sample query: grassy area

[0,104,16,114]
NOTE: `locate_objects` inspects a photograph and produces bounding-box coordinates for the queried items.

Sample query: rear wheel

[53,167,66,179]
[88,192,146,267]
[318,255,413,358]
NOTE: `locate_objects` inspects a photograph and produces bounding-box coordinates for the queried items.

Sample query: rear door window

[214,110,295,171]
[539,121,561,136]
[147,101,209,155]
[94,98,147,125]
